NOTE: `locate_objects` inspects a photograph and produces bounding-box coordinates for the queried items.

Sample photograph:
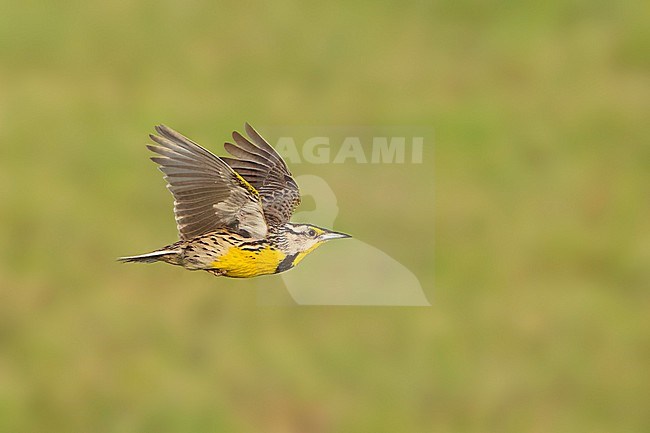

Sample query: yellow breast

[211,245,286,278]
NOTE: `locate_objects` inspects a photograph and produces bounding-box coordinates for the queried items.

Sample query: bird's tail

[117,248,181,265]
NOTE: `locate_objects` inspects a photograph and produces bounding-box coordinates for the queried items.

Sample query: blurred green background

[1,0,648,432]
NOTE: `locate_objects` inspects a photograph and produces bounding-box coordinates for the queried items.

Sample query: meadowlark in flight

[119,124,350,278]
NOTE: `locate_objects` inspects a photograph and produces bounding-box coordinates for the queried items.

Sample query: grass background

[1,0,648,432]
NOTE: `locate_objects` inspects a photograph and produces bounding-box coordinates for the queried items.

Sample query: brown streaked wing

[221,123,301,227]
[147,125,268,240]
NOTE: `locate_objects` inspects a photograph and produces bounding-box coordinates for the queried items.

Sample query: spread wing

[221,123,301,227]
[147,125,268,241]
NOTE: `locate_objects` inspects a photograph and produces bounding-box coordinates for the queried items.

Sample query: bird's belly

[211,245,286,278]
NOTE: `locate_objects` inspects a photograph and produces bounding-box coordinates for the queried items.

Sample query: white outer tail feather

[118,250,179,263]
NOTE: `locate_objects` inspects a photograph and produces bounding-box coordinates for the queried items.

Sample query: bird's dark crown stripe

[285,225,306,235]
[276,253,297,273]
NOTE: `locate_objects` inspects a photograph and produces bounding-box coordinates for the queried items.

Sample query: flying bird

[119,124,350,278]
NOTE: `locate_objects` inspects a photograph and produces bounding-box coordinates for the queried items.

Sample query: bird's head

[280,223,350,267]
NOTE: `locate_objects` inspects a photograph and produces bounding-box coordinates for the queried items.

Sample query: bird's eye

[307,229,316,237]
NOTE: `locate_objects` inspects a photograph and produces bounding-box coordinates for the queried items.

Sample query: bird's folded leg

[205,268,226,277]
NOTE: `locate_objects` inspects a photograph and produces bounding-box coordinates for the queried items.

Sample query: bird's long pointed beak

[320,230,351,241]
